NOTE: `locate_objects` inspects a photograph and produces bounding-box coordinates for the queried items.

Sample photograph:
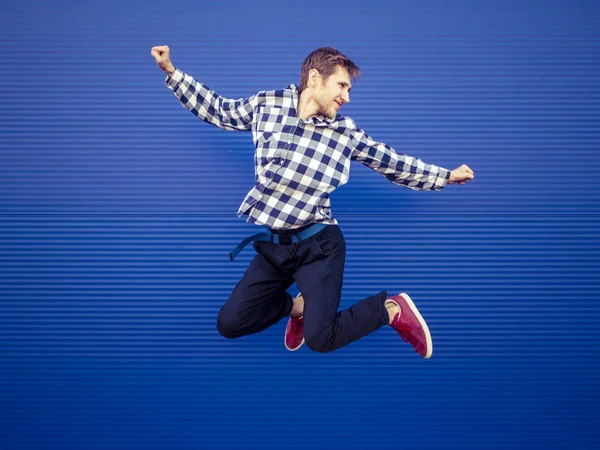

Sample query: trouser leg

[217,246,294,339]
[294,225,389,353]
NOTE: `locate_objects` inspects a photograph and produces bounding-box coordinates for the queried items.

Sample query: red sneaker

[388,293,433,359]
[285,315,305,351]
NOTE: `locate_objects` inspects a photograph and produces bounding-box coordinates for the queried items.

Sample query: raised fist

[151,45,175,76]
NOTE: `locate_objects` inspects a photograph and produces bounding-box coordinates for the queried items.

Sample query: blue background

[1,0,599,449]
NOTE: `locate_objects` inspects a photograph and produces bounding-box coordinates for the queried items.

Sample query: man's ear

[308,69,321,88]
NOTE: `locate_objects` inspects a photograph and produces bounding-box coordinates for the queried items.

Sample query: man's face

[315,66,352,119]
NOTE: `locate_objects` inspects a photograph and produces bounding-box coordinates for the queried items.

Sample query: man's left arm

[349,124,473,190]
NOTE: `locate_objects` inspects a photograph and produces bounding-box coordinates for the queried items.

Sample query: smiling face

[314,65,352,118]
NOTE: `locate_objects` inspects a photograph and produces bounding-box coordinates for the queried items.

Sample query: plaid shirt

[165,69,450,230]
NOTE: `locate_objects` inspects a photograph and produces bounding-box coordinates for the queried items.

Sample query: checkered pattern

[165,69,451,230]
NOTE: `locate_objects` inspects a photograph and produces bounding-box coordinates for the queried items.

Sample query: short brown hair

[299,47,360,93]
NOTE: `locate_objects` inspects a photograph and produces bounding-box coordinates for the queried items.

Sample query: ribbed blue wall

[1,1,599,449]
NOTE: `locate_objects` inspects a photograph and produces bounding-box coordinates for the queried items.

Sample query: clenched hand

[448,164,475,185]
[151,45,176,76]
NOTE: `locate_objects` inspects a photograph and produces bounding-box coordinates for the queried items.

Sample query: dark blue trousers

[216,225,390,353]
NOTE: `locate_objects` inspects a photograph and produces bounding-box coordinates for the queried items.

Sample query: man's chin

[317,107,336,120]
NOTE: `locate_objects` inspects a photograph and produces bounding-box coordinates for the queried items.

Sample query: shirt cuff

[435,167,451,189]
[165,68,184,89]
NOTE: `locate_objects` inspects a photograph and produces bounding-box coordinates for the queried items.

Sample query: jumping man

[151,46,475,358]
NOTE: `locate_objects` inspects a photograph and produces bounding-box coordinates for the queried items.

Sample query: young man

[151,46,474,358]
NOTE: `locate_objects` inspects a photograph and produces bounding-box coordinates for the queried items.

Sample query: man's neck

[297,90,320,120]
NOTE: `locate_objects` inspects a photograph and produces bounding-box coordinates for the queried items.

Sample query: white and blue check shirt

[166,69,450,230]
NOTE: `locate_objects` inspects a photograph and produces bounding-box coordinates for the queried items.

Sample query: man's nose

[341,92,350,104]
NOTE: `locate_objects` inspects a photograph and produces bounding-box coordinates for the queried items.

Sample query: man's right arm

[151,45,258,132]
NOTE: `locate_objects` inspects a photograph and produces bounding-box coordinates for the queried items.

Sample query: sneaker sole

[399,293,433,359]
[285,337,305,352]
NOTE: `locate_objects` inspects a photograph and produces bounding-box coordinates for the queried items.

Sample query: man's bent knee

[216,308,244,339]
[305,329,337,353]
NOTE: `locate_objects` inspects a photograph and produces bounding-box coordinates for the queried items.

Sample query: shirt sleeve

[349,121,450,191]
[165,69,258,132]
